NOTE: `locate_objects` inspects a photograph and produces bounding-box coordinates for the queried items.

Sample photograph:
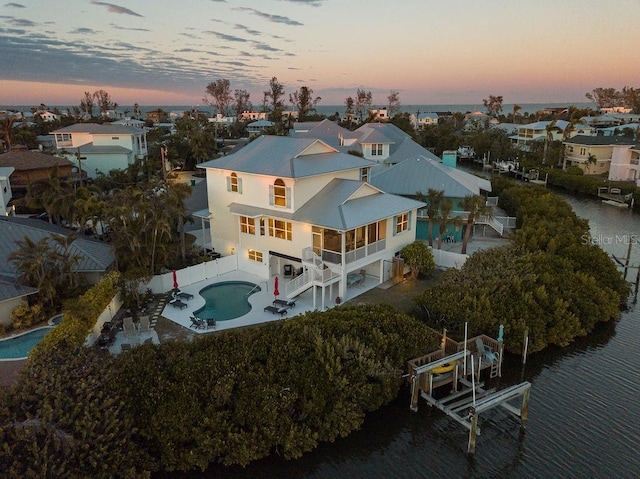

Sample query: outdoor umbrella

[172,269,179,290]
[273,276,279,299]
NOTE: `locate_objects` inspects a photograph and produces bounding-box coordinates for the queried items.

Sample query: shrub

[10,303,46,330]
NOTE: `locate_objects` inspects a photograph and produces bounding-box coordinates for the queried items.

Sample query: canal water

[158,192,640,479]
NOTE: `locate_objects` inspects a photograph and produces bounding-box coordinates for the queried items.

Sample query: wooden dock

[598,187,634,208]
[407,332,531,454]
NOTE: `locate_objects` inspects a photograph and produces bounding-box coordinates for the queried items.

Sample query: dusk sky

[1,0,639,108]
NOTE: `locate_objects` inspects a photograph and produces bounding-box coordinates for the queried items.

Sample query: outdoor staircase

[477,215,504,237]
[284,248,341,299]
[490,353,500,378]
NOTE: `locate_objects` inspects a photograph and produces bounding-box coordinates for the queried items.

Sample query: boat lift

[409,346,531,454]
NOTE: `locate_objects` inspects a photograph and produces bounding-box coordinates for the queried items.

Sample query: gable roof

[290,119,360,147]
[0,217,114,278]
[198,135,375,178]
[292,178,425,230]
[517,120,570,131]
[370,156,492,198]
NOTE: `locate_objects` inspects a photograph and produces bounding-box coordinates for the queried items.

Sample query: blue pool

[194,281,261,321]
[0,326,55,360]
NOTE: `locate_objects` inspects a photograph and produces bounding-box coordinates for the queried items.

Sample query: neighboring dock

[597,186,634,208]
[407,328,531,454]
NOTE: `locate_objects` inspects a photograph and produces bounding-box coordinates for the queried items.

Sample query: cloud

[234,24,262,36]
[233,7,303,26]
[5,17,36,27]
[111,24,151,32]
[205,31,249,43]
[70,28,98,35]
[90,1,143,17]
[4,3,26,7]
[278,0,324,5]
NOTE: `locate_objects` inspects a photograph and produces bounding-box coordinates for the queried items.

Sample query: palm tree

[424,189,444,247]
[460,195,492,254]
[542,119,558,165]
[436,198,455,250]
[9,236,57,306]
[512,104,522,123]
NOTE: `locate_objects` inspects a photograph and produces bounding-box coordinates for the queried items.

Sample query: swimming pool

[194,281,261,321]
[48,313,64,326]
[0,326,55,361]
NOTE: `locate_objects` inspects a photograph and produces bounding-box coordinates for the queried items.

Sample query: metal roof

[370,156,492,197]
[52,123,144,134]
[0,279,38,302]
[199,135,375,178]
[76,143,132,154]
[563,135,636,146]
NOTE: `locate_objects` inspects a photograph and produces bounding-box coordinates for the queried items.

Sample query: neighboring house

[208,113,235,128]
[609,143,640,186]
[579,115,622,129]
[0,146,74,192]
[562,135,636,176]
[240,111,268,122]
[0,167,14,216]
[0,279,38,328]
[599,123,640,137]
[289,119,360,148]
[601,107,632,115]
[370,156,493,242]
[247,120,275,134]
[369,108,389,121]
[412,112,439,130]
[0,216,115,325]
[197,135,424,304]
[113,118,146,129]
[463,111,491,132]
[36,135,56,150]
[35,110,61,122]
[0,216,115,285]
[509,120,595,151]
[51,123,148,179]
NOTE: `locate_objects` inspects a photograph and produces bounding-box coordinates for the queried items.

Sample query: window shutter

[285,187,291,208]
[269,185,274,205]
[238,178,243,194]
[392,215,397,236]
[226,176,231,192]
[408,211,412,230]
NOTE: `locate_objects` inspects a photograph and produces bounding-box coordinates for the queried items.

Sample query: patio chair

[357,269,367,285]
[273,299,296,309]
[177,291,194,301]
[475,338,497,362]
[123,317,137,338]
[205,317,216,329]
[189,316,205,329]
[264,305,288,316]
[139,315,150,334]
[169,298,188,310]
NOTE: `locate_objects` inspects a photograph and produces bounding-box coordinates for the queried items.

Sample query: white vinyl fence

[144,255,238,293]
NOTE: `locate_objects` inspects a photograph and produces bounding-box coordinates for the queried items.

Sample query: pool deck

[161,270,381,334]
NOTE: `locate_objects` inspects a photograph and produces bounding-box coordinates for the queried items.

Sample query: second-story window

[269,219,292,240]
[270,178,290,207]
[360,167,369,182]
[227,172,242,193]
[395,212,410,235]
[240,216,255,234]
[371,144,383,156]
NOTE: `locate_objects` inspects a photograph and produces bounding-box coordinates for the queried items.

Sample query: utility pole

[76,147,84,188]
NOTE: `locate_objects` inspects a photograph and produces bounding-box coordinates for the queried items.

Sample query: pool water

[0,326,55,360]
[194,281,261,321]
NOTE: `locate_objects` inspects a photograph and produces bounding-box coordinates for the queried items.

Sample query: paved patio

[160,270,380,334]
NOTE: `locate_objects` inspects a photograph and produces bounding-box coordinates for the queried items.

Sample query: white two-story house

[52,123,148,179]
[198,136,425,306]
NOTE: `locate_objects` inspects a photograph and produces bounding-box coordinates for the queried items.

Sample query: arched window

[227,172,242,193]
[272,178,287,207]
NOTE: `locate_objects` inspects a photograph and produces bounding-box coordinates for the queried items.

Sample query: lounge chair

[205,317,216,329]
[264,305,288,316]
[189,316,205,329]
[177,291,194,301]
[273,299,295,309]
[169,298,188,309]
[475,338,497,362]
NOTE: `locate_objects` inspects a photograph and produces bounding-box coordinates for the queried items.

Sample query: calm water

[0,327,54,360]
[158,194,640,479]
[193,281,260,321]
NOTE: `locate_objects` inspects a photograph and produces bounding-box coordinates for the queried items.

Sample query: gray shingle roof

[76,143,132,154]
[563,135,636,146]
[370,156,492,198]
[199,135,375,178]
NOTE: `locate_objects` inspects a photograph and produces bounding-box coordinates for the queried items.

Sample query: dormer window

[371,144,383,156]
[360,167,369,182]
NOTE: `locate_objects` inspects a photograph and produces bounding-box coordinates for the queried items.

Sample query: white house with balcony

[562,135,636,176]
[51,123,148,179]
[197,135,424,307]
[608,142,640,186]
[0,167,14,216]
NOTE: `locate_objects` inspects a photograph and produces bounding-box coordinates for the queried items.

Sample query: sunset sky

[1,0,639,108]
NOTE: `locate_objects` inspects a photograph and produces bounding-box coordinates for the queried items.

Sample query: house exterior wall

[0,297,26,327]
[65,152,134,179]
[564,144,612,175]
[92,133,147,158]
[1,175,13,214]
[608,146,638,182]
[9,165,74,187]
[361,143,390,161]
